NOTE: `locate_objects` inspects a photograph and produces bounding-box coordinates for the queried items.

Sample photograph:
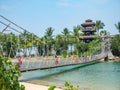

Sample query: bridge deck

[20,60,98,72]
[15,53,107,72]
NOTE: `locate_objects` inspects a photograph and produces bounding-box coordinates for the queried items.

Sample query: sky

[0,0,120,37]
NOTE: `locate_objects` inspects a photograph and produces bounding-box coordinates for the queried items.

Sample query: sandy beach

[20,82,62,90]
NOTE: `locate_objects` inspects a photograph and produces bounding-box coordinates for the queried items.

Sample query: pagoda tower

[80,19,96,43]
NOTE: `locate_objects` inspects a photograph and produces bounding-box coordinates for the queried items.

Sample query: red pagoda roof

[85,19,92,22]
[81,19,95,27]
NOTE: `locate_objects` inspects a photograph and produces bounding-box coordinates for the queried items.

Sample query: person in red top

[55,55,59,65]
[18,56,22,69]
[74,55,78,64]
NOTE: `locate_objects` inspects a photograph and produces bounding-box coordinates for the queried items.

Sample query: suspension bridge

[17,44,113,72]
[0,15,114,74]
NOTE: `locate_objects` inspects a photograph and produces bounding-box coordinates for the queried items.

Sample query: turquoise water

[27,61,120,90]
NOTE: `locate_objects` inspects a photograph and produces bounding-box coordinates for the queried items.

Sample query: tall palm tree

[54,34,64,55]
[37,38,44,56]
[45,27,54,37]
[62,28,69,36]
[19,30,31,57]
[100,30,110,36]
[1,33,18,57]
[73,25,82,43]
[62,28,70,51]
[95,20,105,35]
[115,22,120,34]
[43,27,54,56]
[68,34,75,55]
[72,25,82,55]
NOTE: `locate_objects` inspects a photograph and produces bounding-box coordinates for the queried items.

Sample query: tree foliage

[100,30,109,36]
[94,20,105,35]
[0,33,18,57]
[111,35,120,56]
[115,22,120,34]
[0,20,109,58]
[0,56,25,90]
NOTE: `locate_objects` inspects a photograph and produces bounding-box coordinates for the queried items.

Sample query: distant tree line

[0,20,120,58]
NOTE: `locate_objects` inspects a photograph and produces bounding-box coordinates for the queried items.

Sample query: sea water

[26,61,120,90]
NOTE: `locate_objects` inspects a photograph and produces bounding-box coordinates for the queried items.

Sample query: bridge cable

[0,15,41,39]
[0,15,26,31]
[0,20,22,34]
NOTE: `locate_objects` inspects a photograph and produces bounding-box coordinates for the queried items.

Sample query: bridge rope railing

[12,51,108,71]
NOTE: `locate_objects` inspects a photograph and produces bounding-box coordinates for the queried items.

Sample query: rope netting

[13,52,108,71]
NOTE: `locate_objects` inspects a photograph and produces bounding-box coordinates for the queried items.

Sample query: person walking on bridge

[55,55,59,65]
[17,56,22,69]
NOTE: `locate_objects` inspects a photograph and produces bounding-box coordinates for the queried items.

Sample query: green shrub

[48,85,56,90]
[0,56,25,90]
[111,35,120,56]
[62,50,67,58]
[48,81,80,90]
[65,81,79,90]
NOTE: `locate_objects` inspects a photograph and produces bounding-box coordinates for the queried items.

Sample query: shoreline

[20,82,62,90]
[109,56,120,61]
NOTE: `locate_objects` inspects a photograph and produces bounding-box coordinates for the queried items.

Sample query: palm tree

[43,36,50,56]
[115,22,120,34]
[62,28,69,36]
[1,33,18,57]
[72,25,82,55]
[37,38,45,56]
[19,30,30,57]
[54,34,64,55]
[68,35,75,55]
[45,27,54,37]
[62,28,70,51]
[73,25,82,43]
[100,30,110,36]
[43,27,54,56]
[95,20,105,35]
